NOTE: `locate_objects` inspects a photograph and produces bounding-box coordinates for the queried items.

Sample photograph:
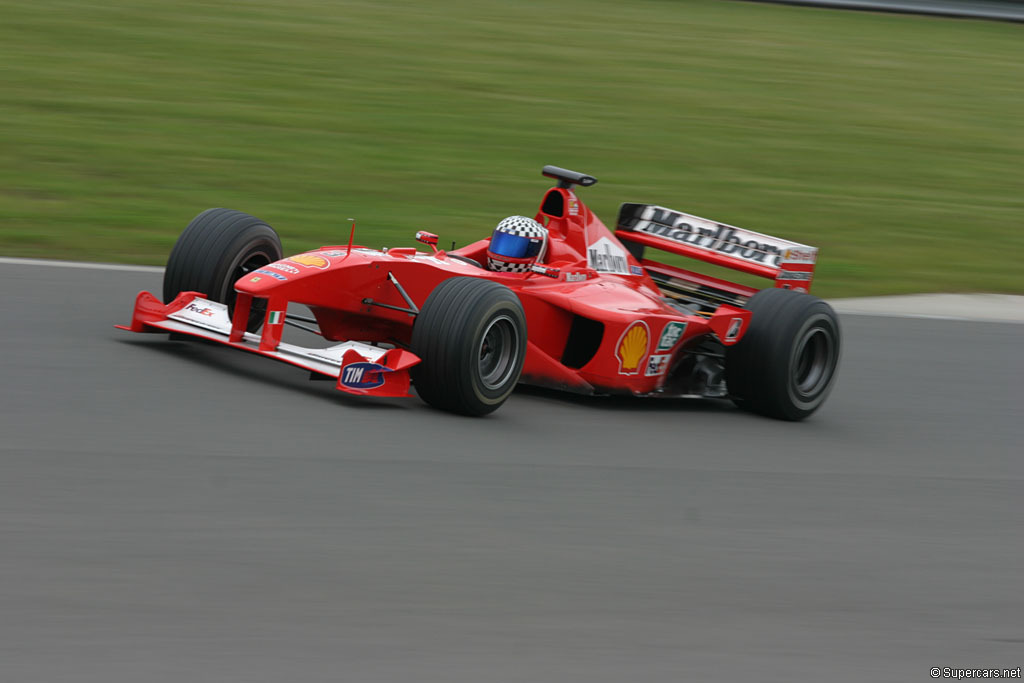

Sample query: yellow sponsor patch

[288,253,330,269]
[616,321,650,375]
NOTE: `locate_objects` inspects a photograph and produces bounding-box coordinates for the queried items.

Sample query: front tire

[410,277,527,416]
[163,208,282,331]
[725,288,841,421]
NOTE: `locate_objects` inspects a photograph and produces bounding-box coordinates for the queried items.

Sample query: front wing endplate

[116,291,420,398]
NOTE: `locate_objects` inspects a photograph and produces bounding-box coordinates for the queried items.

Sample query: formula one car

[119,165,840,419]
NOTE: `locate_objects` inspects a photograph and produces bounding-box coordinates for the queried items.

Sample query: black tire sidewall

[410,277,527,416]
[726,289,841,420]
[461,296,527,407]
[206,229,281,303]
[782,308,840,415]
[163,209,282,305]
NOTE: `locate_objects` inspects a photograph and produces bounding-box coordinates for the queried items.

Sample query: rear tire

[725,288,840,421]
[410,277,527,416]
[163,208,282,331]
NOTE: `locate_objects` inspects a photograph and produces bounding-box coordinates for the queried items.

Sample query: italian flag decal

[268,311,284,325]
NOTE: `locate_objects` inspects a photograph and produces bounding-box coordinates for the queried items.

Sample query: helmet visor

[490,230,543,259]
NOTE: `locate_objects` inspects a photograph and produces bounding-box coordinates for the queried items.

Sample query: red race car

[119,165,840,419]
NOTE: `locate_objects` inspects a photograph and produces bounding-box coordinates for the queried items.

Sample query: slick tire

[163,208,282,332]
[410,277,527,416]
[724,288,840,421]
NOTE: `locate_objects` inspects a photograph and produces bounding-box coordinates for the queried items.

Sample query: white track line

[831,294,1024,324]
[831,310,1023,324]
[0,257,163,273]
[2,256,1022,323]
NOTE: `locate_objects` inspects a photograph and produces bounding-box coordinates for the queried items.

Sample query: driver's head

[486,216,548,272]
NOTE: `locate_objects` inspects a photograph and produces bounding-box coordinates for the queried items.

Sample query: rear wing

[615,203,817,292]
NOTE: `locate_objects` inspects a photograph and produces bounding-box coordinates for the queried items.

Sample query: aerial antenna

[346,218,356,256]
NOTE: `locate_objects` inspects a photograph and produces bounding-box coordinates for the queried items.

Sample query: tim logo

[340,362,389,390]
[725,317,743,341]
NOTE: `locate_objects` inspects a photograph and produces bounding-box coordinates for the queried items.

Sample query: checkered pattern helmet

[487,216,548,273]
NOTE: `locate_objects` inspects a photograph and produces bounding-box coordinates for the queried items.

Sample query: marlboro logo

[587,237,630,275]
[632,206,801,268]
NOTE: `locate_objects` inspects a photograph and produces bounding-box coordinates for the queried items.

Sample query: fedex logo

[185,303,216,317]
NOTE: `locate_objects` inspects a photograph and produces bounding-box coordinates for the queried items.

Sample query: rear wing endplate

[616,203,817,291]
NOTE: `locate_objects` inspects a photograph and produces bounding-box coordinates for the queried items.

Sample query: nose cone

[233,249,360,295]
[234,260,304,294]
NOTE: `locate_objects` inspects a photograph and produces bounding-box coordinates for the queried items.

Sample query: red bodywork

[120,176,818,401]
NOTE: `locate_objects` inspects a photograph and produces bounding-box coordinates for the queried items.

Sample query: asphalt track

[2,260,1022,683]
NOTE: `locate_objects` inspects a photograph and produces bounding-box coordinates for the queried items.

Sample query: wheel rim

[792,324,836,398]
[478,315,520,390]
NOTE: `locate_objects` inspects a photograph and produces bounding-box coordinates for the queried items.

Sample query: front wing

[117,291,420,397]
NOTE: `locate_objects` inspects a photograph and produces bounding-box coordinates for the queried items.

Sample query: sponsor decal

[265,262,300,275]
[564,272,587,282]
[567,192,580,216]
[656,321,687,352]
[184,302,216,317]
[645,353,671,377]
[420,255,456,267]
[633,206,804,268]
[629,265,643,276]
[249,276,261,282]
[530,264,560,278]
[253,269,287,281]
[587,237,631,275]
[725,317,743,341]
[268,311,284,325]
[287,253,330,269]
[340,361,391,390]
[782,248,817,264]
[169,298,231,334]
[777,270,813,281]
[319,250,348,257]
[615,321,650,375]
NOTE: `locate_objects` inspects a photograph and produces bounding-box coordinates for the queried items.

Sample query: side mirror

[415,231,439,252]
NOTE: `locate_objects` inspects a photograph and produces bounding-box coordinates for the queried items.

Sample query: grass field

[1,0,1021,296]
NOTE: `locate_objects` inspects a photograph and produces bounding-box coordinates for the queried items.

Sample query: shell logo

[615,321,650,375]
[287,253,330,269]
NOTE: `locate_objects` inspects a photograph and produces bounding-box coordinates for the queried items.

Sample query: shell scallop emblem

[287,253,330,269]
[615,321,650,375]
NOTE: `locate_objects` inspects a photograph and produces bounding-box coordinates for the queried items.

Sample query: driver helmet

[486,216,548,272]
